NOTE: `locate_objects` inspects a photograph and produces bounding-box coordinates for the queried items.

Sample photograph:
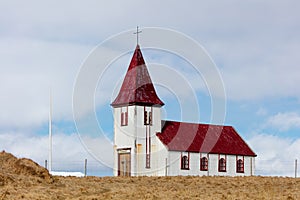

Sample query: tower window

[219,158,226,172]
[149,111,152,124]
[236,158,244,173]
[121,107,128,126]
[200,157,208,171]
[144,107,152,125]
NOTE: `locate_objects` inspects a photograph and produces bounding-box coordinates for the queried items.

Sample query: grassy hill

[1,151,299,199]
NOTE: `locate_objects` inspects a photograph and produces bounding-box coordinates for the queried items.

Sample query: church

[111,44,256,177]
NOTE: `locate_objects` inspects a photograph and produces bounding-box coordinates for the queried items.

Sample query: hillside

[0,151,299,199]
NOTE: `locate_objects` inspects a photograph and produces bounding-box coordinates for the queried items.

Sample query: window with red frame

[236,159,244,173]
[181,155,189,170]
[200,157,208,171]
[144,110,152,125]
[121,109,128,126]
[219,158,226,172]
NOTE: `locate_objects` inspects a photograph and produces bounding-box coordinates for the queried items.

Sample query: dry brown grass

[0,151,299,199]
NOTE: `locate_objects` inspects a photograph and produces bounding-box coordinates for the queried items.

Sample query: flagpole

[49,89,52,172]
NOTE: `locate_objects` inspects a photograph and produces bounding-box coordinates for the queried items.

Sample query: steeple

[111,45,164,107]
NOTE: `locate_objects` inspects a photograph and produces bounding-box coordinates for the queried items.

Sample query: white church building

[111,44,256,177]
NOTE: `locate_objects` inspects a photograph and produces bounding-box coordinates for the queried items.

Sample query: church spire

[111,45,164,107]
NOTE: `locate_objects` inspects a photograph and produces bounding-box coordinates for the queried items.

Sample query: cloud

[216,40,300,101]
[256,107,268,116]
[0,0,299,131]
[0,131,113,175]
[0,37,92,129]
[247,133,300,176]
[266,112,300,131]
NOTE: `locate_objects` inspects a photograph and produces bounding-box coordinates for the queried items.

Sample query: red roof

[111,45,164,107]
[157,120,256,156]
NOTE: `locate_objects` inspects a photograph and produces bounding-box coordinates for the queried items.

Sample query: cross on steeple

[133,26,142,45]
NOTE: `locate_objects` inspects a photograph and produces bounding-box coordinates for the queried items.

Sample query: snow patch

[50,171,85,177]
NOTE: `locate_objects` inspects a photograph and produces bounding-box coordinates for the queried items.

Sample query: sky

[0,0,300,176]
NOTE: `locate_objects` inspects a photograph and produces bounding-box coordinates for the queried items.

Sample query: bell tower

[111,44,164,176]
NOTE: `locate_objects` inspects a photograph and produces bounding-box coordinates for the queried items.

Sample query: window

[149,111,152,124]
[237,159,244,173]
[181,154,189,170]
[144,107,152,125]
[219,158,226,172]
[144,111,148,125]
[121,107,128,126]
[200,157,208,171]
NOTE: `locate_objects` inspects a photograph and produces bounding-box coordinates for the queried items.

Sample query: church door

[118,149,131,176]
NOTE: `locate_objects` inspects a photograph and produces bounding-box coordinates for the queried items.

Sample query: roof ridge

[162,120,232,127]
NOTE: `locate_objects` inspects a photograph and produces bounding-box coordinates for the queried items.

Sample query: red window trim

[144,106,153,125]
[121,107,128,126]
[218,154,227,172]
[145,126,151,169]
[181,152,190,170]
[200,154,208,171]
[236,156,244,173]
[146,154,150,168]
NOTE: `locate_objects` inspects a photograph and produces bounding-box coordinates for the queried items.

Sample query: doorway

[118,148,131,176]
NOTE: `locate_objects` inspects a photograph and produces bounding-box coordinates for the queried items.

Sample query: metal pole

[45,160,48,169]
[207,154,210,176]
[165,158,167,176]
[250,157,253,176]
[49,89,52,172]
[295,159,297,178]
[84,159,87,177]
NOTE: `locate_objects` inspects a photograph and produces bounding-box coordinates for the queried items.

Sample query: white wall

[113,106,136,176]
[113,105,168,176]
[134,106,168,176]
[167,151,255,176]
